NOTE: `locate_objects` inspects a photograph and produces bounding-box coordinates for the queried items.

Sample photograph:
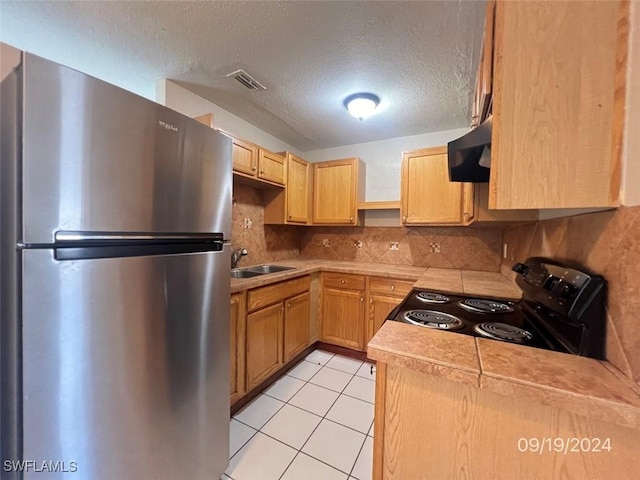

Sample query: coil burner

[415,292,451,304]
[473,322,533,344]
[403,310,464,330]
[458,299,514,314]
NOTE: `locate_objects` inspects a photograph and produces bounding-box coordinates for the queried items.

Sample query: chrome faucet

[231,248,248,269]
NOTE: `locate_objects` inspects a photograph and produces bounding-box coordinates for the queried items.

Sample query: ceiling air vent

[225,69,266,92]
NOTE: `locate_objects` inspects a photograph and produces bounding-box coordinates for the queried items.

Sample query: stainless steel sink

[231,265,296,278]
[230,269,265,278]
[245,265,296,274]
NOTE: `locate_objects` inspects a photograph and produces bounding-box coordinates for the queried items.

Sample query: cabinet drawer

[322,272,365,291]
[248,275,311,312]
[368,277,414,297]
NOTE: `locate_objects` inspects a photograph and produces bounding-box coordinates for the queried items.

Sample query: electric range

[387,257,607,359]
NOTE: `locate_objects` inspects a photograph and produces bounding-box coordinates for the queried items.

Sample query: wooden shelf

[357,201,401,211]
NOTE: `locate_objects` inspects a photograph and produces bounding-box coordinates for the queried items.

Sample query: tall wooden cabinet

[313,158,365,225]
[320,273,366,351]
[264,152,311,225]
[285,154,311,224]
[401,146,474,225]
[490,0,628,209]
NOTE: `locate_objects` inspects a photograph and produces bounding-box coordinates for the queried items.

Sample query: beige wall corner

[155,78,300,155]
[1,42,21,81]
[623,0,640,206]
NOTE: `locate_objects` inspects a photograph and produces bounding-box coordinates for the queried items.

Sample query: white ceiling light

[344,93,381,120]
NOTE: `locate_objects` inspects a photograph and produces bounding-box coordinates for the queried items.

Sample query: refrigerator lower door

[21,247,230,480]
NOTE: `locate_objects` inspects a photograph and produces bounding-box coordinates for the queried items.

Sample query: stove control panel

[513,258,600,312]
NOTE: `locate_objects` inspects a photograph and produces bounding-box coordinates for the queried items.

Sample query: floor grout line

[229,352,375,479]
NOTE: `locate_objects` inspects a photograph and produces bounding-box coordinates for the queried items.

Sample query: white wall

[1,43,21,81]
[157,79,301,155]
[623,0,640,206]
[304,128,469,201]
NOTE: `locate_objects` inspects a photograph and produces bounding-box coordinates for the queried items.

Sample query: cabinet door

[490,0,624,209]
[246,303,283,390]
[284,292,310,362]
[286,154,310,224]
[313,159,356,224]
[230,293,246,405]
[367,294,403,346]
[401,147,473,225]
[321,288,365,351]
[258,149,286,185]
[232,138,257,176]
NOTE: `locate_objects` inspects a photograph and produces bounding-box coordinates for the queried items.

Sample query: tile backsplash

[299,226,503,271]
[502,206,640,386]
[232,183,301,267]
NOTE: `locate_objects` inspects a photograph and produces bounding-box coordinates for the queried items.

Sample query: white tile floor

[225,350,376,480]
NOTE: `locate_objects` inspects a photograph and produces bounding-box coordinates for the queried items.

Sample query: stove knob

[512,263,528,274]
[560,284,577,299]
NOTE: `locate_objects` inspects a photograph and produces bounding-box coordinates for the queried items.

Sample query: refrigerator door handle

[55,230,225,244]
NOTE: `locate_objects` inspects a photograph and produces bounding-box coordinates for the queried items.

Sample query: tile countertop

[368,321,640,431]
[230,260,522,300]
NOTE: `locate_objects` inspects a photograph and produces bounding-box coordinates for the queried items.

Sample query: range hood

[448,116,492,183]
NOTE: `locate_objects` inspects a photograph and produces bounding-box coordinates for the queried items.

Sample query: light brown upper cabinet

[312,158,365,225]
[231,137,258,177]
[257,149,286,185]
[490,0,628,209]
[401,146,474,225]
[224,132,286,187]
[264,152,311,225]
[474,0,495,127]
[285,153,311,223]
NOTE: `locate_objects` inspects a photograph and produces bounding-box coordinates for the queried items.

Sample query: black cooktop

[389,289,561,352]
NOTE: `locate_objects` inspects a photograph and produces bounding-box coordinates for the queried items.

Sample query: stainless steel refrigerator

[1,52,232,479]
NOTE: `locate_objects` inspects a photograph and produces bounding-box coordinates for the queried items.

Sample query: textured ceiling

[0,1,485,151]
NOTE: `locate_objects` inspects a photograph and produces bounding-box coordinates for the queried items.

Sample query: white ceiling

[0,1,485,151]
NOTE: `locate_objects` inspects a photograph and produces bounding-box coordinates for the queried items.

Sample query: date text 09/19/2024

[518,437,612,455]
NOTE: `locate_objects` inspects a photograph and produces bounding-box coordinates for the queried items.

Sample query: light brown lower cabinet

[230,293,246,404]
[243,276,312,395]
[367,294,402,346]
[246,303,284,391]
[321,285,366,351]
[366,277,414,346]
[284,291,311,362]
[373,363,640,479]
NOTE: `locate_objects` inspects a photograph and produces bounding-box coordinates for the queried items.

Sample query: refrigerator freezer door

[20,53,232,244]
[21,247,230,479]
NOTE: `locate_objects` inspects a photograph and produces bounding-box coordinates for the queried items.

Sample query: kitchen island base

[373,363,639,480]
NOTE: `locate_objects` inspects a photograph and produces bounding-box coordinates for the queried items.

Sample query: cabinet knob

[287,303,291,308]
[360,297,364,302]
[402,216,407,222]
[281,306,284,312]
[341,279,345,284]
[391,285,395,291]
[252,166,257,171]
[288,215,292,219]
[350,216,354,222]
[260,169,265,174]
